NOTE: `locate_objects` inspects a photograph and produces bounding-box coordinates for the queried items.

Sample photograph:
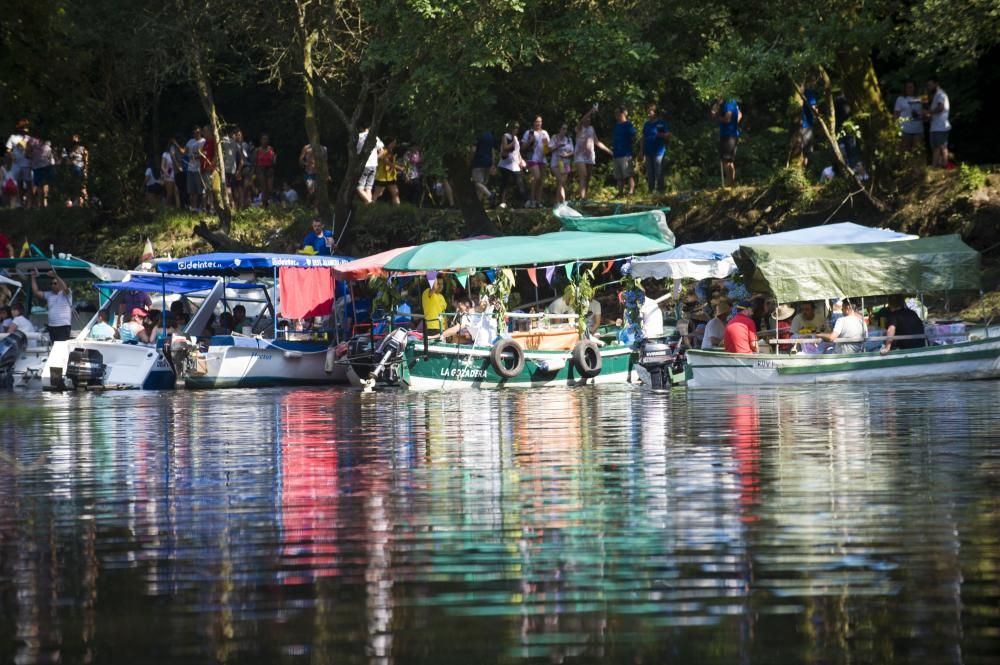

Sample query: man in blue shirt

[711,96,742,186]
[611,106,637,196]
[303,218,334,255]
[637,102,670,194]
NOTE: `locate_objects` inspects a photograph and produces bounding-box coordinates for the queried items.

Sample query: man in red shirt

[724,300,758,354]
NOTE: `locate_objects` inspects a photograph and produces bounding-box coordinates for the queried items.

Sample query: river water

[1,383,998,664]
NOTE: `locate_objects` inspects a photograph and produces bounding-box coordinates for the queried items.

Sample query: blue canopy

[156,252,353,275]
[96,274,220,295]
[628,222,916,280]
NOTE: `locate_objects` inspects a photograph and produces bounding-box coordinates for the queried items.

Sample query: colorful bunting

[501,268,514,285]
[427,270,437,288]
[564,262,574,280]
[456,272,469,288]
[602,260,614,274]
[544,266,556,285]
[484,269,496,283]
[526,267,538,287]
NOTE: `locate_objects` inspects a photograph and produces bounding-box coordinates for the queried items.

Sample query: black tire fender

[571,340,602,378]
[489,338,525,379]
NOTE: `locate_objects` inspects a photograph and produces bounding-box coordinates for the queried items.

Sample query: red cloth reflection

[281,391,340,582]
[729,397,760,523]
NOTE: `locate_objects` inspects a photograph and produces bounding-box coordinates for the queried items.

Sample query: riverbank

[2,166,998,311]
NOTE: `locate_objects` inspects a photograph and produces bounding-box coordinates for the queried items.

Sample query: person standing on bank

[925,77,951,168]
[710,95,742,187]
[31,269,73,342]
[637,103,669,194]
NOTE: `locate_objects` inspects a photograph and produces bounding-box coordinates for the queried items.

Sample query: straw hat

[772,304,795,321]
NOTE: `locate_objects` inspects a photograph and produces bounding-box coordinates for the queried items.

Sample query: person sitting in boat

[690,307,711,349]
[139,309,164,344]
[0,305,12,330]
[880,294,926,354]
[724,300,758,354]
[119,307,147,343]
[438,296,475,343]
[168,300,190,332]
[790,300,826,335]
[231,304,248,333]
[765,304,795,352]
[818,298,867,353]
[216,311,234,335]
[702,298,731,349]
[5,302,34,333]
[88,308,117,340]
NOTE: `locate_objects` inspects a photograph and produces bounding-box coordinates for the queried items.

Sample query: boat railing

[758,332,971,352]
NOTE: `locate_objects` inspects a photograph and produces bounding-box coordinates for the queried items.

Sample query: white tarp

[629,222,916,280]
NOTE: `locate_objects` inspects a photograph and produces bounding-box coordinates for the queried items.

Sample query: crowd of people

[4,75,956,218]
[2,120,89,209]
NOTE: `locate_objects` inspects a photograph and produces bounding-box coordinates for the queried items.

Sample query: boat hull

[401,340,635,390]
[686,337,1000,388]
[184,336,348,389]
[42,340,175,390]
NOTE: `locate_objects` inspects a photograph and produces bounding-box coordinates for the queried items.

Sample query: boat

[369,209,675,390]
[684,235,1000,387]
[42,272,225,390]
[157,252,354,388]
[1,249,128,387]
[625,222,921,388]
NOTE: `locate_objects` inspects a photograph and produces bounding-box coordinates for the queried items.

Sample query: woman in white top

[548,123,574,203]
[161,141,180,208]
[894,80,925,152]
[574,107,612,199]
[497,120,526,208]
[521,116,550,208]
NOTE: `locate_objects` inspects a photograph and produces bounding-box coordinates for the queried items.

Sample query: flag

[19,238,30,257]
[456,272,469,288]
[602,260,614,275]
[501,268,514,285]
[564,262,574,280]
[141,236,155,261]
[427,270,437,289]
[526,268,538,287]
[544,266,556,285]
[590,261,599,272]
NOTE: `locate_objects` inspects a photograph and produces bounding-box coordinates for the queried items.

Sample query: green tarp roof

[383,212,674,272]
[734,234,980,302]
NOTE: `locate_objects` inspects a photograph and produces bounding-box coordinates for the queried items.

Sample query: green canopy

[383,212,674,272]
[733,234,980,302]
[556,208,674,246]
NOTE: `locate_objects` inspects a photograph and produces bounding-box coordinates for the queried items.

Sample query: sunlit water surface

[1,384,998,664]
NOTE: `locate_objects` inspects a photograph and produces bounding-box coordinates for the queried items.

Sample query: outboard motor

[361,328,410,391]
[637,337,681,389]
[65,347,107,388]
[0,330,27,389]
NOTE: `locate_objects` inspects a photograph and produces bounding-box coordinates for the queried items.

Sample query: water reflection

[0,383,998,663]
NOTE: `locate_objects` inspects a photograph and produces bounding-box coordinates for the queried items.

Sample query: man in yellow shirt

[421,279,447,334]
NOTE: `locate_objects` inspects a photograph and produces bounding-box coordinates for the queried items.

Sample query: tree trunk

[443,151,501,237]
[302,30,332,221]
[193,221,255,252]
[191,50,232,233]
[834,50,893,175]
